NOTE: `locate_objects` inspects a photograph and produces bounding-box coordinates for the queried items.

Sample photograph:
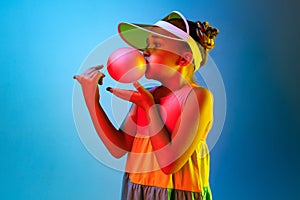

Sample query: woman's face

[143,31,186,81]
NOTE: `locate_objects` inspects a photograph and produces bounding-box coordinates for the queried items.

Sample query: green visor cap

[117,11,202,70]
[118,23,185,50]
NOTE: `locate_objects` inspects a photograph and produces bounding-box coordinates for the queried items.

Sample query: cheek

[149,55,164,64]
[149,52,178,66]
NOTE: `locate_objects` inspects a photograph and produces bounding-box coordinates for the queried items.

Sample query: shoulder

[184,86,213,121]
[189,86,213,103]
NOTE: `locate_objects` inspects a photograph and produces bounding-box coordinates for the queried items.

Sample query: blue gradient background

[1,0,299,199]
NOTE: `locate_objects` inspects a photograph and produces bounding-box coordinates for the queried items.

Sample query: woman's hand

[107,81,155,111]
[73,65,105,107]
[73,65,136,158]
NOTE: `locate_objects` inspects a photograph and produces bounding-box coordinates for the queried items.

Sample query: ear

[178,52,193,67]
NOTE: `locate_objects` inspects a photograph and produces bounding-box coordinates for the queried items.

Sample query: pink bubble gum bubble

[107,47,146,83]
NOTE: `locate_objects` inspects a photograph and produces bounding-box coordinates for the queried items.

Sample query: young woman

[74,11,219,200]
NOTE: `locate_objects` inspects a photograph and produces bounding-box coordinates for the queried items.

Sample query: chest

[136,92,185,135]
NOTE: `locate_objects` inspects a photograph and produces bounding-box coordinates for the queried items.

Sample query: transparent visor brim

[118,23,184,51]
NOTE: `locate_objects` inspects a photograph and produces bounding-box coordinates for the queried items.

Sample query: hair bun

[196,21,219,51]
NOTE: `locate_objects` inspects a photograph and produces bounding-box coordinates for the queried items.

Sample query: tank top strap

[170,84,197,110]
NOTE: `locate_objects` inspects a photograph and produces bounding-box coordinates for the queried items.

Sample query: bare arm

[74,66,136,158]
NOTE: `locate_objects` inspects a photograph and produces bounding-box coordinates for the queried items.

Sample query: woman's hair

[164,18,219,85]
[165,18,219,67]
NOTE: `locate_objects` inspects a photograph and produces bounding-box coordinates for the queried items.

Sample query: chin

[145,72,151,79]
[145,68,152,79]
[144,67,161,81]
[145,71,157,80]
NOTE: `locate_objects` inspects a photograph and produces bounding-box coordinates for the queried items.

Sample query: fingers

[84,65,104,76]
[107,88,135,101]
[89,70,106,85]
[90,69,100,79]
[73,75,82,83]
[94,65,104,70]
[73,65,105,83]
[107,82,148,102]
[133,81,148,94]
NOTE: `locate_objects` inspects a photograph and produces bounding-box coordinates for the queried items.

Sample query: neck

[160,64,196,91]
[160,73,189,91]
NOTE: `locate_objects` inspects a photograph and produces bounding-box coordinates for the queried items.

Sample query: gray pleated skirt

[121,173,212,200]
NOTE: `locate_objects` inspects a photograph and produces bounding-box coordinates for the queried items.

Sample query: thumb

[133,81,148,94]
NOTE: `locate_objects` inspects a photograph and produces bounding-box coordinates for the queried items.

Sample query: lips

[144,57,149,68]
[144,58,150,75]
[144,57,149,64]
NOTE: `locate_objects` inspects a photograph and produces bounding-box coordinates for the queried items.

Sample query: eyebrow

[145,34,164,48]
[150,34,161,39]
[148,33,163,40]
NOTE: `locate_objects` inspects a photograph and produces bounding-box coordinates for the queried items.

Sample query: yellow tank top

[125,85,212,192]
